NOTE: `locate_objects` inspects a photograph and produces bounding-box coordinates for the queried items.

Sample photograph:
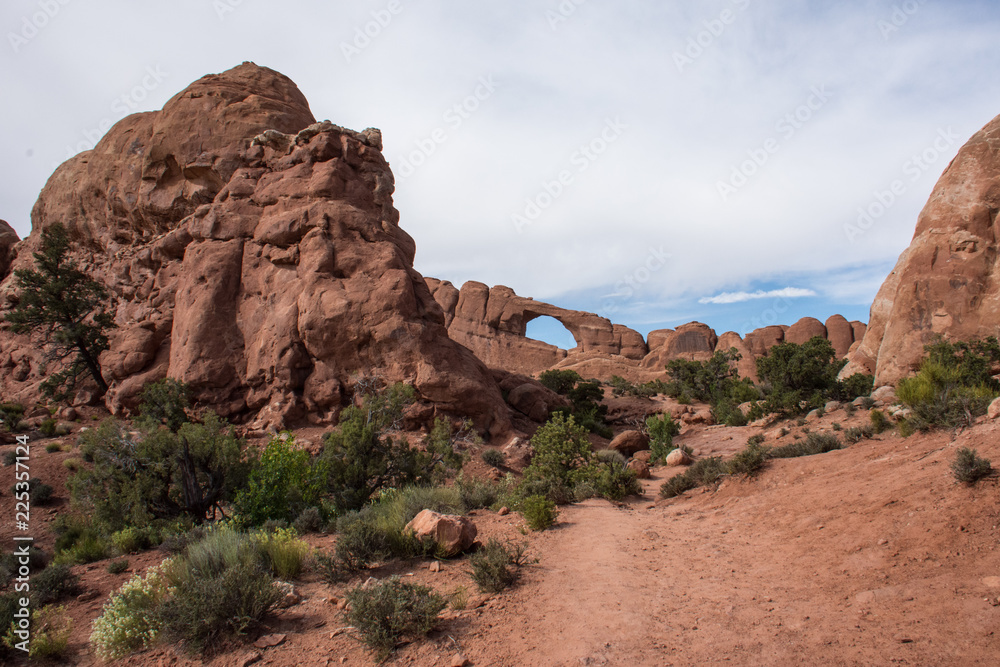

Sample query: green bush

[665,349,762,425]
[659,456,727,499]
[520,495,558,531]
[727,440,770,478]
[112,526,157,555]
[770,432,842,459]
[344,576,446,660]
[756,337,845,415]
[608,375,659,398]
[233,433,325,527]
[470,539,531,594]
[90,562,170,660]
[55,532,109,565]
[456,475,500,511]
[157,527,283,650]
[43,423,60,441]
[293,507,323,534]
[31,563,81,605]
[869,409,891,434]
[138,378,191,432]
[951,447,992,484]
[0,403,25,433]
[523,413,593,492]
[538,370,582,395]
[646,413,680,464]
[22,604,72,660]
[843,427,866,444]
[897,337,1000,429]
[253,527,311,580]
[321,383,432,512]
[107,559,130,575]
[2,451,16,466]
[659,472,697,498]
[595,449,627,466]
[481,448,506,468]
[71,413,250,532]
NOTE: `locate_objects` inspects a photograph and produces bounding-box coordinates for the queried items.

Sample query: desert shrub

[951,447,993,484]
[844,402,856,417]
[646,413,680,464]
[31,563,81,605]
[321,383,435,512]
[659,472,697,498]
[585,459,642,500]
[727,440,770,478]
[112,526,157,555]
[756,337,847,415]
[897,418,916,438]
[595,449,627,466]
[608,375,658,398]
[234,433,325,527]
[843,427,865,444]
[158,526,205,555]
[2,451,16,466]
[520,495,558,531]
[538,369,582,395]
[108,559,130,575]
[253,527,311,580]
[523,413,592,492]
[71,413,250,533]
[770,432,842,459]
[0,546,47,587]
[157,527,282,649]
[470,539,531,594]
[455,475,500,511]
[832,422,842,431]
[423,419,466,482]
[344,576,446,660]
[841,373,875,400]
[869,409,891,434]
[55,532,109,565]
[137,378,191,432]
[0,403,25,432]
[293,507,323,534]
[687,457,727,486]
[897,337,1000,429]
[24,477,54,505]
[90,562,171,660]
[665,349,762,425]
[22,605,72,660]
[44,438,62,452]
[481,448,506,469]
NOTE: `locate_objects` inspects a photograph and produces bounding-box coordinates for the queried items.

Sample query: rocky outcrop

[404,510,478,557]
[842,115,1000,386]
[0,220,17,280]
[0,64,509,435]
[642,322,718,369]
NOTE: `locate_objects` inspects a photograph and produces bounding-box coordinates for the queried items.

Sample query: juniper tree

[5,223,115,400]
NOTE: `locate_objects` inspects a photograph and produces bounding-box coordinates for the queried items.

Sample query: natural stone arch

[522,311,582,351]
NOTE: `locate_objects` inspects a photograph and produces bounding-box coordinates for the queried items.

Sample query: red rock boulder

[404,510,478,557]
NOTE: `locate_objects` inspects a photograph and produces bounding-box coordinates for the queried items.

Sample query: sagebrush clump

[344,576,446,660]
[951,447,992,484]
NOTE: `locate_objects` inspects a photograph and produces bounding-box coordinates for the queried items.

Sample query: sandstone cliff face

[0,220,17,279]
[0,64,509,436]
[842,115,1000,386]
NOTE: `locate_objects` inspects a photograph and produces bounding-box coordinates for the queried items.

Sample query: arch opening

[524,315,578,351]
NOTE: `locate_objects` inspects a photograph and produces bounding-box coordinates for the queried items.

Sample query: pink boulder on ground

[404,510,478,557]
[627,459,651,479]
[608,430,650,456]
[666,449,693,467]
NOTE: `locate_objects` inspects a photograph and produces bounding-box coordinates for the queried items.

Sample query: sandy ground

[3,405,1000,666]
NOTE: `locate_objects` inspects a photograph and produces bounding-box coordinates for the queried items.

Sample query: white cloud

[698,287,817,305]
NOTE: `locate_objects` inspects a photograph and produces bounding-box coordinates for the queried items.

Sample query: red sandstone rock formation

[0,220,17,279]
[842,115,1000,386]
[0,63,509,435]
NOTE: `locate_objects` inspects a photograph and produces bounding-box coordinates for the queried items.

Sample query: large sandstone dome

[843,114,1000,385]
[0,63,510,435]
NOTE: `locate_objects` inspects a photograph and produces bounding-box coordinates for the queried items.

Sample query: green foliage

[72,413,250,531]
[756,337,846,415]
[55,532,109,565]
[344,576,446,660]
[423,418,466,482]
[138,379,191,432]
[0,403,25,433]
[664,349,763,426]
[646,413,681,464]
[520,495,558,530]
[470,539,531,594]
[90,562,170,660]
[41,418,58,437]
[455,475,500,510]
[869,409,891,434]
[727,440,770,478]
[659,456,727,498]
[157,527,283,650]
[254,527,311,580]
[15,477,55,505]
[841,373,875,401]
[111,526,157,555]
[538,369,582,395]
[2,451,15,466]
[5,222,116,400]
[897,337,1000,429]
[843,427,865,444]
[523,413,593,489]
[951,447,992,484]
[481,448,506,468]
[770,432,842,459]
[234,433,325,526]
[23,605,73,660]
[31,563,82,606]
[321,382,431,512]
[293,507,323,534]
[608,375,660,398]
[107,559,130,575]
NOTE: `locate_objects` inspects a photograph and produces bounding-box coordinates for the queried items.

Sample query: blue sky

[3,0,1000,348]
